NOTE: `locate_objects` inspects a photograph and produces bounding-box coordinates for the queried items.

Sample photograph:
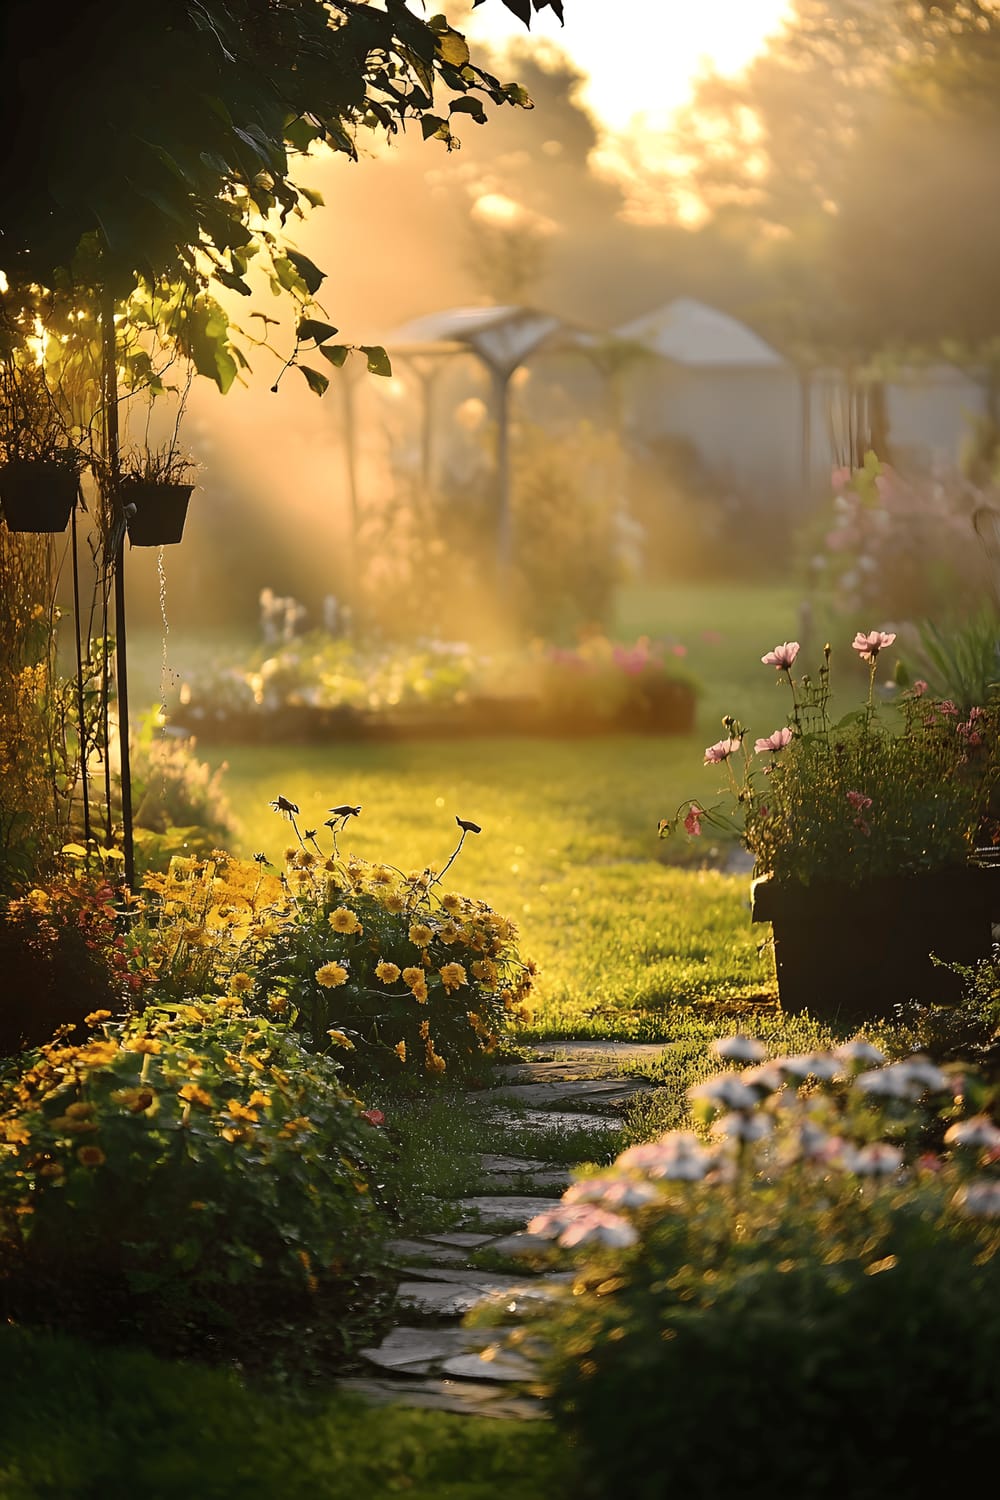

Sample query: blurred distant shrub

[127,710,240,871]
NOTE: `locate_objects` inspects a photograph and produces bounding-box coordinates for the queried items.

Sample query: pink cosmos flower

[361,1108,385,1127]
[761,641,800,670]
[704,737,741,764]
[846,790,872,812]
[684,804,703,837]
[852,629,896,663]
[938,699,959,717]
[831,465,852,492]
[912,679,928,697]
[754,727,793,755]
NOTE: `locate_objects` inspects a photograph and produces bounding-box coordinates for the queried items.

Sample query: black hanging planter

[0,459,79,532]
[122,481,195,546]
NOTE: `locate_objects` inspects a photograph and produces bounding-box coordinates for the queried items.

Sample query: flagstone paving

[340,1041,660,1419]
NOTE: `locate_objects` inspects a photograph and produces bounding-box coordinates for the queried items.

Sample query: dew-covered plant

[473,1036,1000,1499]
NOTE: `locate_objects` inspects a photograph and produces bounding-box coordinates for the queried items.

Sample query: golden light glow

[463,0,790,134]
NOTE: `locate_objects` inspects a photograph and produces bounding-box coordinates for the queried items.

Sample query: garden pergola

[379,305,596,569]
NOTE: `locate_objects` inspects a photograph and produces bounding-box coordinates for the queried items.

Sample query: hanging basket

[123,481,194,546]
[0,459,79,533]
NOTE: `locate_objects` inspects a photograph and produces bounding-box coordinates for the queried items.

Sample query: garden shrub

[477,1039,1000,1500]
[129,710,240,872]
[0,874,141,1055]
[135,840,535,1085]
[0,1007,397,1371]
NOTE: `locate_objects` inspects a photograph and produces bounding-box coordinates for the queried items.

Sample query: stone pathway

[339,1044,664,1420]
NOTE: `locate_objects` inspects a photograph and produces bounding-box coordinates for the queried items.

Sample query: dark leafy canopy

[0,1,556,298]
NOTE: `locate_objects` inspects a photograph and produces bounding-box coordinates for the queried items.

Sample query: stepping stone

[396,1266,530,1288]
[494,1061,630,1083]
[337,1375,544,1421]
[360,1325,487,1376]
[385,1238,471,1267]
[397,1273,525,1316]
[479,1153,553,1175]
[489,1230,559,1257]
[483,1107,622,1135]
[456,1195,566,1229]
[480,1170,568,1194]
[537,1041,673,1063]
[439,1348,538,1383]
[483,1078,648,1109]
[423,1230,497,1248]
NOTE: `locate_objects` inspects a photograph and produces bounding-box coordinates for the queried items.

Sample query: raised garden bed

[172,683,697,743]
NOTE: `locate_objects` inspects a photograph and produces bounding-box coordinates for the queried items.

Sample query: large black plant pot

[751,864,1000,1024]
[123,482,194,546]
[0,460,78,532]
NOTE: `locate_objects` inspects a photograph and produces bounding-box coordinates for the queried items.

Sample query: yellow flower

[438,920,461,945]
[394,1040,407,1062]
[278,1116,315,1138]
[221,1126,250,1144]
[178,1084,213,1109]
[370,866,394,886]
[471,958,498,987]
[439,962,468,994]
[411,980,428,1002]
[76,1040,121,1066]
[384,893,406,914]
[126,1037,161,1055]
[225,1100,259,1123]
[401,966,423,989]
[216,995,243,1011]
[408,922,434,948]
[38,1161,64,1178]
[268,994,290,1014]
[418,1019,430,1041]
[425,1048,447,1076]
[327,1029,356,1050]
[76,1145,106,1168]
[315,961,349,988]
[440,892,463,914]
[2,1122,30,1146]
[329,907,362,935]
[375,960,401,984]
[248,1090,272,1109]
[229,973,254,995]
[84,1009,112,1026]
[111,1088,155,1114]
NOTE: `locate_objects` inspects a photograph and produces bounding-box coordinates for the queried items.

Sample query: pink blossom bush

[474,1036,1000,1497]
[662,628,1000,886]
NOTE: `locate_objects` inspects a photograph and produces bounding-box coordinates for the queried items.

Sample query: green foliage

[898,607,1000,715]
[247,837,535,1083]
[0,2,544,300]
[0,1324,573,1500]
[0,1008,396,1371]
[128,710,240,871]
[0,874,138,1056]
[479,1044,1000,1500]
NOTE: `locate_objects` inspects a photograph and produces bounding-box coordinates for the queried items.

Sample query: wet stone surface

[339,1041,639,1420]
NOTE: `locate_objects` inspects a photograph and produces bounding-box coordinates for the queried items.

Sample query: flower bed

[171,632,698,743]
[474,1035,1000,1498]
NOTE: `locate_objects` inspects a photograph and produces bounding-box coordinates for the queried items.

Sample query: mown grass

[131,581,811,1035]
[0,1325,574,1500]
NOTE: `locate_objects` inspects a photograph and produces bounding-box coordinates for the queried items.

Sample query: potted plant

[120,445,196,546]
[0,367,86,533]
[662,631,1000,1022]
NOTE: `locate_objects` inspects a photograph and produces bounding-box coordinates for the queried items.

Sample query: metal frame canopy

[381,305,595,568]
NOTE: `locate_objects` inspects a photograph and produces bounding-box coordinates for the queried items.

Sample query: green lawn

[135,580,810,1035]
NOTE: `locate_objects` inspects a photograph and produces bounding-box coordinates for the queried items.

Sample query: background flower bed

[170,628,698,743]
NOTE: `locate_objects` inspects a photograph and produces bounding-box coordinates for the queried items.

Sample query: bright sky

[463,0,792,133]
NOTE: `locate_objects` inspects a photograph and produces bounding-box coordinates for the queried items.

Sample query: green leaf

[214,268,252,297]
[361,345,393,378]
[297,318,340,345]
[421,114,451,142]
[285,250,326,295]
[437,29,471,67]
[319,344,351,369]
[299,365,330,397]
[449,96,488,124]
[299,186,325,209]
